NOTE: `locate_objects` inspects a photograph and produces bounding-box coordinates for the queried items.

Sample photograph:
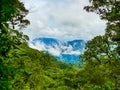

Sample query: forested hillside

[6,44,79,90]
[0,0,120,90]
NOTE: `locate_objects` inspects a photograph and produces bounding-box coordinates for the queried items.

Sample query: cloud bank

[29,41,61,56]
[22,0,106,41]
[29,40,83,56]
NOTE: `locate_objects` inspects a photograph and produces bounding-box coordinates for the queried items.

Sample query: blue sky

[22,0,106,41]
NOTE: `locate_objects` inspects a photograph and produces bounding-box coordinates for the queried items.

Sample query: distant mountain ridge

[30,38,86,63]
[33,38,59,46]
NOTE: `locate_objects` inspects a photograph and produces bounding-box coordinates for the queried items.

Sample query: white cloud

[47,46,61,56]
[63,50,81,55]
[29,41,82,56]
[61,45,81,55]
[29,41,61,56]
[29,41,46,51]
[22,0,106,41]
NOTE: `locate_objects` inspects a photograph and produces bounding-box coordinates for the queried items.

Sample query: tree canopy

[80,0,120,89]
[0,0,30,56]
[0,0,29,89]
[0,0,120,89]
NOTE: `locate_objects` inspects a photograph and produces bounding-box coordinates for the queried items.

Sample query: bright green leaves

[80,0,120,89]
[4,44,79,90]
[81,35,112,63]
[0,23,29,56]
[0,24,13,56]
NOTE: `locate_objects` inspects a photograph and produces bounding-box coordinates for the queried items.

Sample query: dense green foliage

[0,0,29,56]
[79,0,120,89]
[0,0,29,89]
[5,44,79,90]
[0,0,120,90]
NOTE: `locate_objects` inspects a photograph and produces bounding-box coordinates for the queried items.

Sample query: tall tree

[80,0,120,89]
[0,0,29,89]
[84,0,120,55]
[0,0,29,56]
[0,0,30,29]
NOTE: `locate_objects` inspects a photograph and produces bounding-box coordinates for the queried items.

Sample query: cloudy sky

[22,0,106,41]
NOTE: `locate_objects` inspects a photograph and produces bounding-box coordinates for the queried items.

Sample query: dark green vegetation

[0,0,120,90]
[80,0,120,89]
